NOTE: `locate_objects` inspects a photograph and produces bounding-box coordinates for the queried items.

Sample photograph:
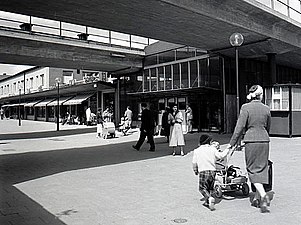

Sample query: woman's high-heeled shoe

[260,194,270,213]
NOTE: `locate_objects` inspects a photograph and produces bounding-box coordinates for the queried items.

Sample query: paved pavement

[0,118,301,225]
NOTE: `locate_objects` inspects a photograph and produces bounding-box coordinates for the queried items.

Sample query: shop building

[0,67,116,123]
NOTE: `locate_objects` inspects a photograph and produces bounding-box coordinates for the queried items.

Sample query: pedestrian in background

[124,106,133,129]
[85,106,92,126]
[185,104,193,133]
[96,108,104,138]
[169,104,185,156]
[161,106,171,143]
[132,103,155,151]
[103,106,113,122]
[227,84,271,213]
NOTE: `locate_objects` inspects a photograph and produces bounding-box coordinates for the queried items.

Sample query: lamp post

[55,78,61,131]
[229,33,244,118]
[18,84,22,126]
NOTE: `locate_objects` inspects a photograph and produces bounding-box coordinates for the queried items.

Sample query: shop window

[178,97,186,110]
[209,57,221,87]
[150,68,157,91]
[30,78,33,88]
[199,58,208,86]
[158,67,164,90]
[158,99,165,111]
[173,64,180,89]
[165,65,172,90]
[181,62,189,88]
[143,70,150,92]
[167,98,176,108]
[158,51,176,64]
[292,87,301,110]
[265,86,289,110]
[190,61,198,88]
[40,74,45,86]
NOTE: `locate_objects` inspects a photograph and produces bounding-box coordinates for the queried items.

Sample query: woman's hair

[172,104,178,113]
[247,85,263,100]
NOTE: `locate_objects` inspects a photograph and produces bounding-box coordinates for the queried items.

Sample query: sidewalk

[0,119,301,225]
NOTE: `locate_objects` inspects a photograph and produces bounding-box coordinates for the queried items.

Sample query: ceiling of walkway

[1,0,301,69]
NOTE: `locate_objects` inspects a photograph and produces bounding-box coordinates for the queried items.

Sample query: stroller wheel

[214,185,223,198]
[241,183,250,196]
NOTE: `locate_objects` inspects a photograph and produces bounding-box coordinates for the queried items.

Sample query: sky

[0,64,34,75]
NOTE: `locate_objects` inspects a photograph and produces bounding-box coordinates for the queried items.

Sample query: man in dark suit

[132,103,156,151]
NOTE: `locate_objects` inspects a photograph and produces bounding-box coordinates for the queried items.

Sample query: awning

[63,93,94,105]
[1,103,27,107]
[47,96,74,106]
[34,99,56,107]
[24,100,43,107]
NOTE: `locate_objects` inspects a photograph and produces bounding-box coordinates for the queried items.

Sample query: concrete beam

[0,30,143,72]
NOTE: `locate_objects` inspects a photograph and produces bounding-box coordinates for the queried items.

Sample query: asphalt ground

[0,119,301,225]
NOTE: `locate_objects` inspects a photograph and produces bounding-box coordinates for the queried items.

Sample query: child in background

[192,134,233,210]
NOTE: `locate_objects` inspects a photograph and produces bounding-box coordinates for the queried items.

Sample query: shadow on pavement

[0,127,96,140]
[0,132,231,225]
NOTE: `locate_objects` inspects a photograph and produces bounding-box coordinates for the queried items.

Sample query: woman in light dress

[168,105,185,156]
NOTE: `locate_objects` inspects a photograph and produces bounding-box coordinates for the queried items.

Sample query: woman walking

[228,85,271,213]
[169,105,185,156]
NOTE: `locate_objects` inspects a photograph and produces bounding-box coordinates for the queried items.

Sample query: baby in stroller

[212,141,250,198]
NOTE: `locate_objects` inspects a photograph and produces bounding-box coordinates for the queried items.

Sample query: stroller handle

[216,162,226,169]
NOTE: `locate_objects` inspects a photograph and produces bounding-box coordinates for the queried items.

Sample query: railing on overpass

[0,11,157,51]
[256,0,301,23]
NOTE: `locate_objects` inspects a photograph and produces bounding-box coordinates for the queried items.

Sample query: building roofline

[0,66,41,82]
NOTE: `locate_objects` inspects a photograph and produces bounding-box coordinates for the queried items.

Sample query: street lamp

[55,77,61,131]
[18,84,22,126]
[229,33,244,118]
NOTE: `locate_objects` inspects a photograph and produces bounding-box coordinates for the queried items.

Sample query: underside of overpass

[1,0,301,70]
[0,28,144,73]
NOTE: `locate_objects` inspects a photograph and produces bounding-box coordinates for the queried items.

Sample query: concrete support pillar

[267,53,277,85]
[115,77,121,126]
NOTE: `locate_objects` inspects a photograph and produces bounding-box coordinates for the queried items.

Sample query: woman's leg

[253,183,270,212]
[253,183,266,198]
[251,185,261,208]
[180,146,184,156]
[172,147,176,156]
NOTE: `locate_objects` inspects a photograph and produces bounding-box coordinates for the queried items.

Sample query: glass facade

[141,55,221,93]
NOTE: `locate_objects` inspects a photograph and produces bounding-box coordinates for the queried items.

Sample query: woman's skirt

[169,123,185,147]
[244,142,269,184]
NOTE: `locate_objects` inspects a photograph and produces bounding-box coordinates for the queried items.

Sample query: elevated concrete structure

[1,0,301,69]
[0,28,144,73]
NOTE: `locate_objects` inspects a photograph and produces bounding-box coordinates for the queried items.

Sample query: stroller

[213,146,250,198]
[118,117,131,136]
[102,122,116,139]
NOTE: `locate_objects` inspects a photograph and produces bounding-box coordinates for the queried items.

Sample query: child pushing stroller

[192,134,234,211]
